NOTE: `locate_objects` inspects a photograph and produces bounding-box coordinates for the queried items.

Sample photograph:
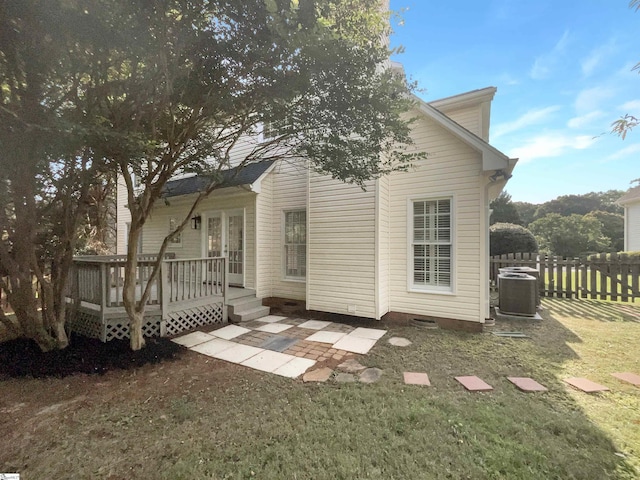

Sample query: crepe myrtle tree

[84,0,424,350]
[0,1,114,351]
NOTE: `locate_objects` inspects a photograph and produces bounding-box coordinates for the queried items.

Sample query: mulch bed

[0,334,183,379]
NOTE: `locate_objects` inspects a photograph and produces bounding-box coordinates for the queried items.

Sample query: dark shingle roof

[162,160,275,198]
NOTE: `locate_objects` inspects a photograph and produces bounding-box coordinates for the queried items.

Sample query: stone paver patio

[174,318,639,393]
[171,316,387,379]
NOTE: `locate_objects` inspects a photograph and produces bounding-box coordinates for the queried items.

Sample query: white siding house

[619,186,640,251]
[115,86,516,331]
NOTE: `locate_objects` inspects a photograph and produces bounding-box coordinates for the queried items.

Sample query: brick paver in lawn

[455,376,493,392]
[611,372,640,386]
[564,377,610,393]
[507,377,548,392]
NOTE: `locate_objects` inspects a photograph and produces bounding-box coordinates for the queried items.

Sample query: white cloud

[567,110,605,129]
[574,86,615,114]
[530,31,570,80]
[493,106,560,139]
[497,73,520,86]
[619,99,640,112]
[509,133,597,163]
[605,143,640,162]
[581,39,617,77]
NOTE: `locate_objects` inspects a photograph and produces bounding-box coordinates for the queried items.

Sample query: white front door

[205,209,244,286]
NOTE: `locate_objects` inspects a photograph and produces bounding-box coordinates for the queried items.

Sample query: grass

[1,298,639,479]
[543,270,640,304]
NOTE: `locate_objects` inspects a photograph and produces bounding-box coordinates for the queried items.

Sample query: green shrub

[588,251,640,261]
[490,222,538,256]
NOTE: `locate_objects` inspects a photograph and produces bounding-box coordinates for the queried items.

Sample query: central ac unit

[498,273,537,316]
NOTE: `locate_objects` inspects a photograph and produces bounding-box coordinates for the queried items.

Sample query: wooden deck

[67,255,230,341]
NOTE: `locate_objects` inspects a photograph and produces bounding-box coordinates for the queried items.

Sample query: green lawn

[1,298,639,479]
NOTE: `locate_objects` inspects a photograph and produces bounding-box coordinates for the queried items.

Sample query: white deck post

[160,260,169,336]
[223,257,229,322]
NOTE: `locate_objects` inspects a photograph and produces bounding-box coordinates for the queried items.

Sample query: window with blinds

[411,198,452,291]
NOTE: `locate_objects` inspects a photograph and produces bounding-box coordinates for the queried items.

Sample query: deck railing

[162,257,227,304]
[68,254,227,313]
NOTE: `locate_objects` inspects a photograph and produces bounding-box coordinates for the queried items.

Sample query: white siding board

[115,176,131,255]
[308,174,377,318]
[256,171,273,298]
[141,191,257,289]
[626,202,640,251]
[388,113,483,323]
[269,160,308,301]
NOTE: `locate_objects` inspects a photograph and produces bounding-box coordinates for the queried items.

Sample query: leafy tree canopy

[1,0,422,350]
[529,213,611,258]
[490,191,521,225]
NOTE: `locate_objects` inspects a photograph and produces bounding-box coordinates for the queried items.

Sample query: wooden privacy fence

[490,253,640,302]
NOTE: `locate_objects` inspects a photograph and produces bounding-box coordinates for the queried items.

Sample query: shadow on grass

[542,297,640,322]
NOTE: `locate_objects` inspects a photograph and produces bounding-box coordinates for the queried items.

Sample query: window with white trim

[411,198,452,291]
[284,210,306,279]
[168,217,182,246]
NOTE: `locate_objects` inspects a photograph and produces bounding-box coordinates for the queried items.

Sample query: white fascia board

[429,87,497,111]
[414,98,512,172]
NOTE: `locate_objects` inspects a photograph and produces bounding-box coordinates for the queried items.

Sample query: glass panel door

[205,210,244,286]
[226,213,244,285]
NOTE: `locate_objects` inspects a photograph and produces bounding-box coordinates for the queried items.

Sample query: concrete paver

[213,344,264,364]
[241,350,295,373]
[332,336,377,354]
[403,372,431,386]
[348,327,387,340]
[189,338,237,357]
[210,325,252,340]
[171,331,214,348]
[304,331,346,344]
[255,323,294,334]
[273,357,317,378]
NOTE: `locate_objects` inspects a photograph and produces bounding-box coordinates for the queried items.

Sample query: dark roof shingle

[162,160,275,198]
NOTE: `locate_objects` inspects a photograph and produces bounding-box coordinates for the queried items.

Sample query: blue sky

[390,0,638,203]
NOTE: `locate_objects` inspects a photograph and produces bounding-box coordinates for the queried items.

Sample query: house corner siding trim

[388,111,482,323]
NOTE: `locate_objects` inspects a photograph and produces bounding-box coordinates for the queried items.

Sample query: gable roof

[413,93,517,173]
[618,185,640,205]
[162,160,275,198]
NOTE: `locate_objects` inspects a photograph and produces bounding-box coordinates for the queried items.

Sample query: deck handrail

[68,255,227,321]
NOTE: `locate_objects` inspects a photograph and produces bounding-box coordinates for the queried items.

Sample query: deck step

[227,296,263,309]
[229,305,271,323]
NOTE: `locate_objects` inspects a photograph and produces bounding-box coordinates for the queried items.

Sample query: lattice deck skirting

[162,302,225,337]
[69,301,225,342]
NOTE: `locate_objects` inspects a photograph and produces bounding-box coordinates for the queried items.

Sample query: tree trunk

[129,309,146,351]
[123,223,146,350]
